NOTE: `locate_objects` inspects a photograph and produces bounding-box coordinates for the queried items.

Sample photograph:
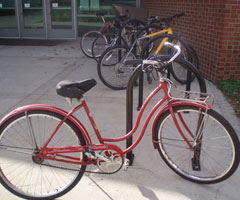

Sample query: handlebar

[124,42,181,67]
[164,42,181,64]
[150,12,185,26]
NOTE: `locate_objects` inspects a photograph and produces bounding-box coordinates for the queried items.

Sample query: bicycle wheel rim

[97,46,136,90]
[0,110,86,199]
[80,31,101,57]
[155,105,239,183]
[92,33,118,62]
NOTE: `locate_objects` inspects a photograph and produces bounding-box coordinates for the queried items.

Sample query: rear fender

[151,101,212,149]
[0,104,92,145]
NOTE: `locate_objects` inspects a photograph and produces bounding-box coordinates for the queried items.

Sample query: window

[77,0,136,35]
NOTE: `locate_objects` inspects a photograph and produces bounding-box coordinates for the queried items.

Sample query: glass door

[0,0,19,38]
[46,0,76,39]
[19,0,46,38]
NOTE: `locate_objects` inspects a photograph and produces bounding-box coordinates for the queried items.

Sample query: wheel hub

[32,150,44,164]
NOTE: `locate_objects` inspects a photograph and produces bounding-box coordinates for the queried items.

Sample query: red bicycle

[0,44,239,200]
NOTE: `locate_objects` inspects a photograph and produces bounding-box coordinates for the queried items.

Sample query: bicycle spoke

[0,110,86,199]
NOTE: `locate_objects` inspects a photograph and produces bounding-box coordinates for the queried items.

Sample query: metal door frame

[18,0,47,39]
[45,0,77,39]
[0,0,20,38]
[0,0,77,39]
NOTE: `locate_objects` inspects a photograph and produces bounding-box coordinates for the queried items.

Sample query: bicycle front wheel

[97,45,137,90]
[154,105,239,184]
[0,110,87,200]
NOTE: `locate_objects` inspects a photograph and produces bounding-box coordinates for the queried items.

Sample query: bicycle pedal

[123,158,130,171]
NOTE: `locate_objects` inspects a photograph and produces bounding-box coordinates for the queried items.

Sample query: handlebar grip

[124,59,143,65]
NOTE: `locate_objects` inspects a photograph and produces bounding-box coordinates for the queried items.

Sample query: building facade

[0,0,239,82]
[0,0,139,39]
[142,0,240,82]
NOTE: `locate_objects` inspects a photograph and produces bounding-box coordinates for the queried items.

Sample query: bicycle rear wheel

[170,44,199,84]
[97,45,137,90]
[136,24,164,54]
[0,110,86,200]
[154,105,240,184]
[80,30,102,58]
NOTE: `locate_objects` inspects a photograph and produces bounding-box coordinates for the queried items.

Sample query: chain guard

[96,150,123,173]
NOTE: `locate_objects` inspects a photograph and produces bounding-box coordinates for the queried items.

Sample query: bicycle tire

[0,110,87,200]
[154,105,240,184]
[97,45,137,90]
[119,19,146,47]
[92,33,127,62]
[136,24,164,54]
[170,44,199,84]
[80,30,102,58]
[141,34,197,84]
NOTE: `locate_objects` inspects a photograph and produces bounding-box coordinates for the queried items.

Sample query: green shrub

[217,78,240,117]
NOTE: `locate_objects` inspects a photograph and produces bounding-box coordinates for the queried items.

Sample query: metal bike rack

[126,65,142,165]
[137,67,190,110]
[137,58,206,110]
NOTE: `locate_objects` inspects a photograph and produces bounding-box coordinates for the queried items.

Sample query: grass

[217,78,240,118]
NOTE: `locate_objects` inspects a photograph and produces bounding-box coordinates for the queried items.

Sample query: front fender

[0,104,92,145]
[151,101,212,149]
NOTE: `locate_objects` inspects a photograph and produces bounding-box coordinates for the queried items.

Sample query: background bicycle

[97,14,198,90]
[80,12,129,58]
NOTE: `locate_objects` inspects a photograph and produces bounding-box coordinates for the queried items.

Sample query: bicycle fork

[191,110,209,171]
[169,107,208,171]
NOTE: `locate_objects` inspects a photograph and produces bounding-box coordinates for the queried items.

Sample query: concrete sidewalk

[0,39,239,200]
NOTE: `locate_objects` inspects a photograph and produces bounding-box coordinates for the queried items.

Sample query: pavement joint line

[88,176,114,200]
[0,58,84,119]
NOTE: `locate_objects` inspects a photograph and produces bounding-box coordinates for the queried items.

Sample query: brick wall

[141,0,240,82]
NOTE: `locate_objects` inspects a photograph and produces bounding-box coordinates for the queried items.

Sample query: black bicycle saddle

[56,79,97,99]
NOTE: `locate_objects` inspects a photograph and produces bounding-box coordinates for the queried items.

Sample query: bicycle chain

[39,162,118,175]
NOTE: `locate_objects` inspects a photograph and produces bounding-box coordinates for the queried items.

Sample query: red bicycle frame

[0,81,210,166]
[35,80,210,165]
